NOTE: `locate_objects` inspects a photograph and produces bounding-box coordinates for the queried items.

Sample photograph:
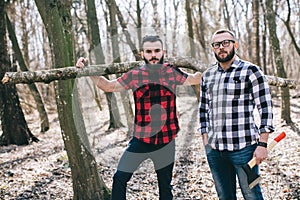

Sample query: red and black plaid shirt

[117,63,188,144]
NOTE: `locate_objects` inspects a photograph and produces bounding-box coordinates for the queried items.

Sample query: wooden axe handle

[248,132,286,168]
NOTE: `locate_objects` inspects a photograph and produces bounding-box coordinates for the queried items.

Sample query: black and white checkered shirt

[198,57,274,151]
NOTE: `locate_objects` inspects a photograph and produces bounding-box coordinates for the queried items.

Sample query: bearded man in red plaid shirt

[76,35,201,200]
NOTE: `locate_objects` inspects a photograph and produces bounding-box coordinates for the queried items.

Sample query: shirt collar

[217,56,240,72]
[141,63,168,71]
[231,56,240,68]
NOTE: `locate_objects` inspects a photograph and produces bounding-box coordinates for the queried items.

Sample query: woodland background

[0,0,299,200]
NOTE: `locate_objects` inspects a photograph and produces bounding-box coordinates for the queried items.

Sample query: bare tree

[116,0,145,51]
[245,2,253,60]
[6,14,49,133]
[278,0,300,56]
[260,1,268,73]
[113,0,141,60]
[35,0,110,199]
[252,0,261,66]
[0,1,38,146]
[171,0,180,56]
[185,0,200,99]
[195,0,209,62]
[222,0,231,30]
[151,0,161,34]
[105,0,134,133]
[137,0,142,49]
[163,0,167,50]
[185,0,195,58]
[265,0,292,123]
[98,0,124,129]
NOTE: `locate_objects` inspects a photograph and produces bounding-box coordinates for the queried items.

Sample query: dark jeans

[110,137,175,200]
[205,144,263,200]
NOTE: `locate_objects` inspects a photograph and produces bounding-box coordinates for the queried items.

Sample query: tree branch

[1,58,297,89]
[1,61,143,84]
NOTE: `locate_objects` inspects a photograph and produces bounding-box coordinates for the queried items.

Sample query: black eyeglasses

[211,40,235,49]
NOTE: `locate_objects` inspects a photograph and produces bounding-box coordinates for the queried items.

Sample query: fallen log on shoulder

[1,58,297,89]
[1,61,143,84]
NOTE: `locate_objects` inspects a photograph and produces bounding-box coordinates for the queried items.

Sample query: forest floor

[0,88,300,200]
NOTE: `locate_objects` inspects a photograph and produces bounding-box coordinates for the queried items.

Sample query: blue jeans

[205,144,263,200]
[111,137,175,200]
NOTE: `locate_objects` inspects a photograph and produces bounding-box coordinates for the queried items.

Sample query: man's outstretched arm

[76,57,124,92]
[184,72,202,85]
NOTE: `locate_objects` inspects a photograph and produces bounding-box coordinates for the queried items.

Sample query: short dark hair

[141,35,163,50]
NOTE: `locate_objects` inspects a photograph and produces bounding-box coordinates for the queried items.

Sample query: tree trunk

[6,14,49,133]
[35,0,110,199]
[164,0,168,50]
[111,0,142,133]
[114,0,141,61]
[266,0,292,123]
[244,2,253,60]
[185,0,195,58]
[151,0,161,34]
[261,1,268,73]
[185,0,200,99]
[94,0,124,130]
[172,0,180,56]
[85,0,103,115]
[280,0,300,56]
[106,0,133,134]
[252,0,261,66]
[0,0,38,146]
[196,0,209,62]
[136,0,142,51]
[222,0,231,30]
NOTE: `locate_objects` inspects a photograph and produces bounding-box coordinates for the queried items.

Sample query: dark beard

[215,48,235,63]
[144,55,164,65]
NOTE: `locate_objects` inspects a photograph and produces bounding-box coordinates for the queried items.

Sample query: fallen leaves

[0,96,299,199]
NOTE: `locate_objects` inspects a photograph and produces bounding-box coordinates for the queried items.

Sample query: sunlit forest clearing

[0,0,299,199]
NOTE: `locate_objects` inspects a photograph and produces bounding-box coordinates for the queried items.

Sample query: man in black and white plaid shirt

[199,29,274,200]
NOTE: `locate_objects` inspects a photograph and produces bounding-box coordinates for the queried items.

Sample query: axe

[242,132,286,189]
